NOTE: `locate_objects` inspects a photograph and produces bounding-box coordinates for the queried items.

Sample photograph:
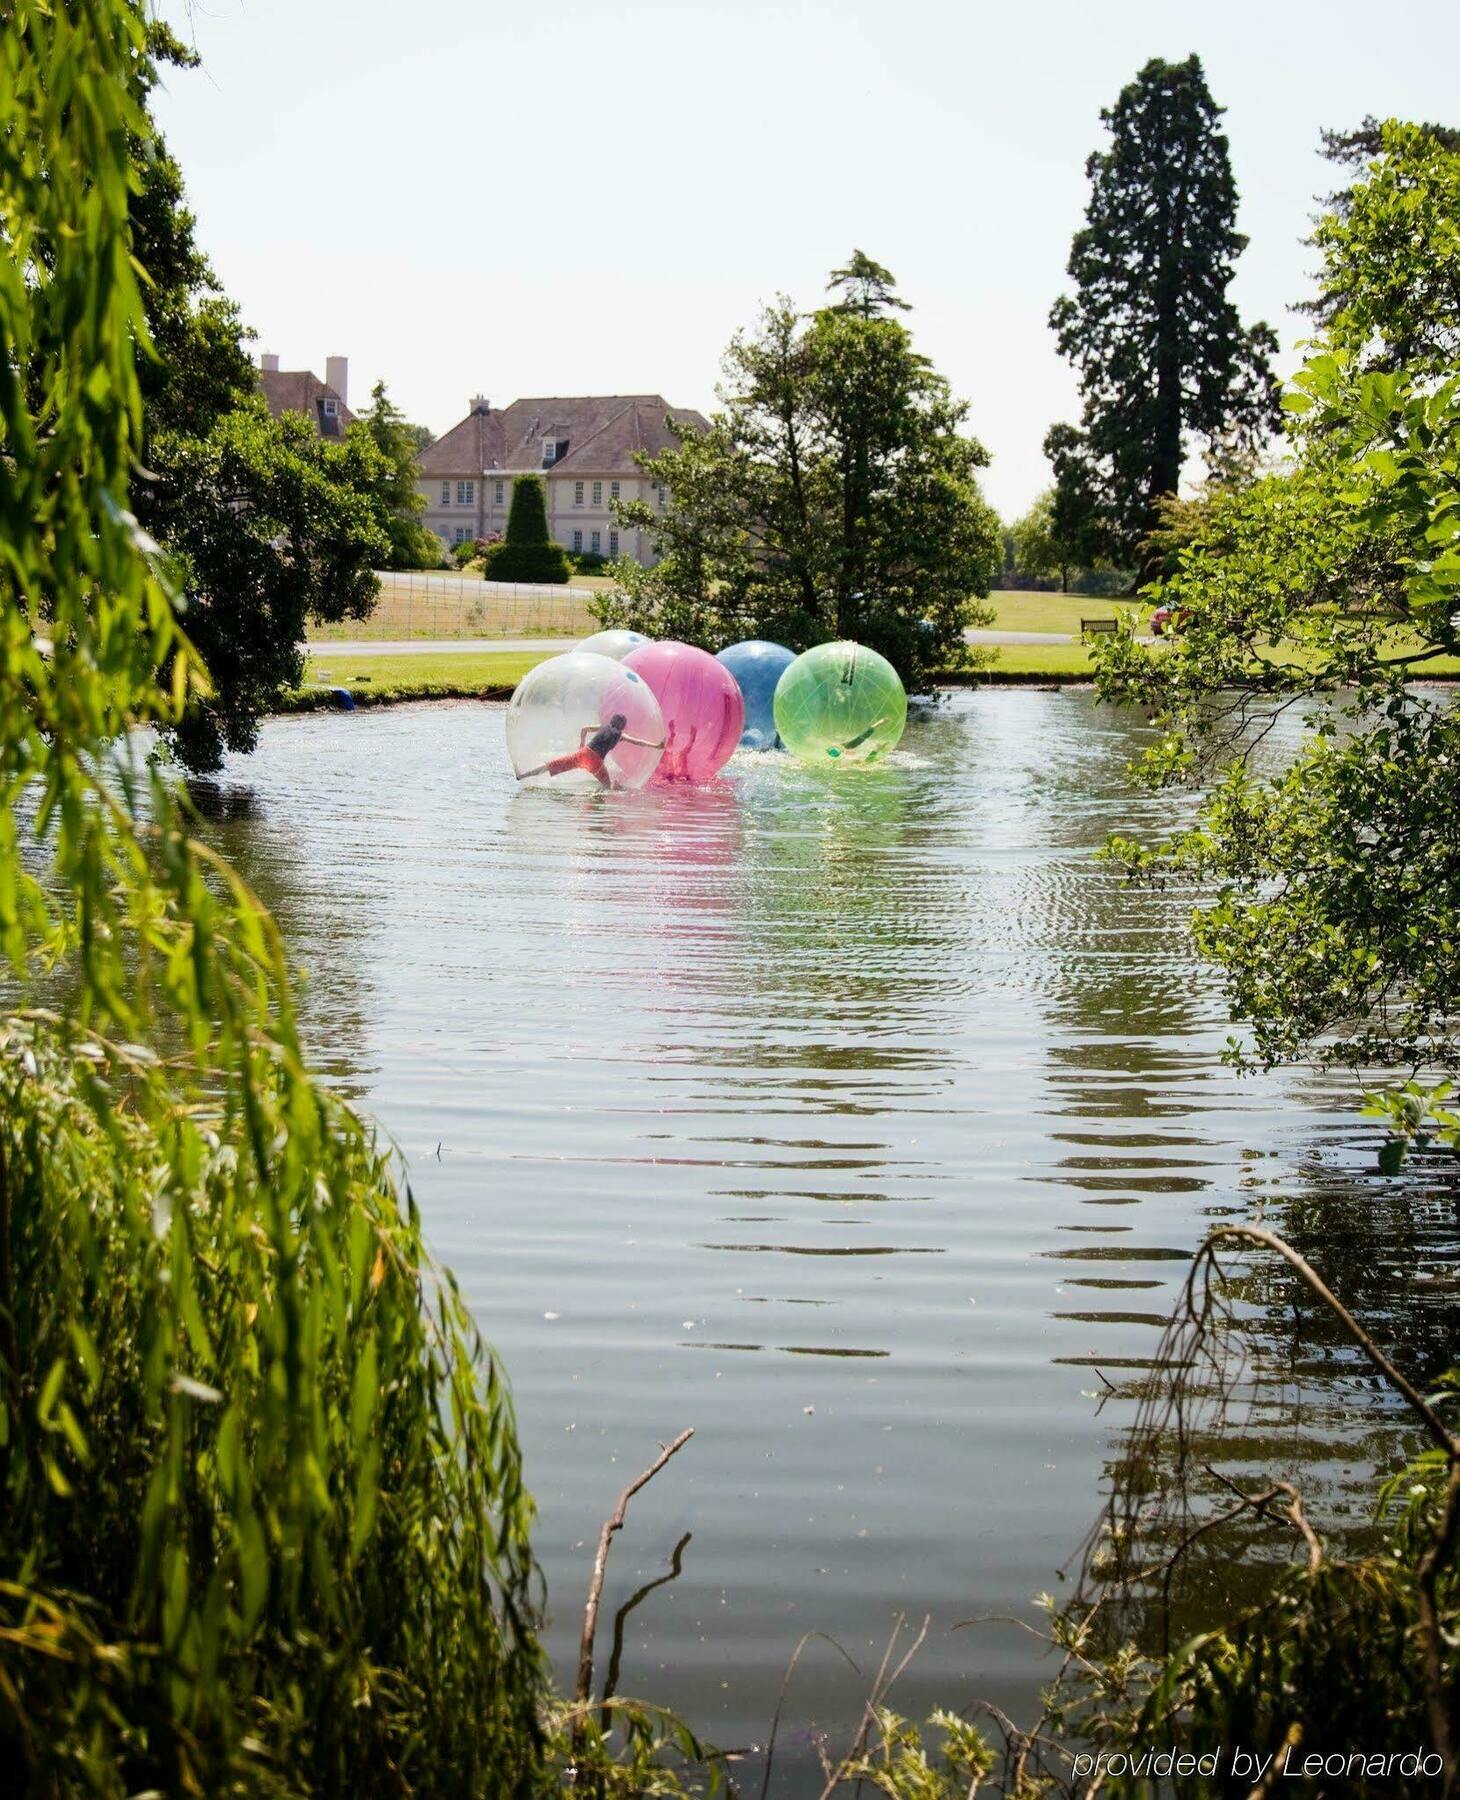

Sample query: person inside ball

[516,713,662,789]
[826,717,891,758]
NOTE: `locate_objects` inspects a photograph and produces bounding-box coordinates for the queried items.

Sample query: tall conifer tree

[1048,55,1279,568]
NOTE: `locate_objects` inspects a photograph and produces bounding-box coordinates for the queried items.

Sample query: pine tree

[826,250,910,317]
[485,474,570,583]
[1047,55,1279,570]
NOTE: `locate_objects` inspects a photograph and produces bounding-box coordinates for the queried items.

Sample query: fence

[309,569,604,642]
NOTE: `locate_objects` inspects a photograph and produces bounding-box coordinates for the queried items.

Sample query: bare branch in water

[576,1428,695,1708]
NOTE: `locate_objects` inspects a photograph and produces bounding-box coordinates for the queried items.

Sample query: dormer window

[322,397,338,417]
[542,439,558,466]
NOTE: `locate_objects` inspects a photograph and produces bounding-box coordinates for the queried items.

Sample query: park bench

[1080,616,1119,638]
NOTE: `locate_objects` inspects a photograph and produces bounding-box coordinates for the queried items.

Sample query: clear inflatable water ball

[716,639,796,751]
[576,629,649,662]
[622,640,745,783]
[506,652,665,791]
[773,641,908,766]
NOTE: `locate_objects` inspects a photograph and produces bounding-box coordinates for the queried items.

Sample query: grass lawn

[292,650,545,708]
[983,590,1140,635]
[292,642,1098,710]
[969,642,1097,678]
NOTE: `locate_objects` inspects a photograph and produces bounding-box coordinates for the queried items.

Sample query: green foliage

[597,259,1001,690]
[486,475,571,583]
[144,401,395,771]
[1094,121,1460,1088]
[838,1709,996,1798]
[1008,483,1121,593]
[1309,120,1460,370]
[0,7,546,1794]
[116,25,436,769]
[826,248,911,317]
[127,19,258,444]
[1041,422,1112,581]
[356,380,442,569]
[1047,56,1279,567]
[1301,114,1460,336]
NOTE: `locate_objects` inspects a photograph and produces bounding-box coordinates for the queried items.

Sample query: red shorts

[545,746,608,780]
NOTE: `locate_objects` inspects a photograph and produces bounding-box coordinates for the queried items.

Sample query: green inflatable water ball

[773,640,907,766]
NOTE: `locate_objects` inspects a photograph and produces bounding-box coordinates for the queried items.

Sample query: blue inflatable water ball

[715,639,796,751]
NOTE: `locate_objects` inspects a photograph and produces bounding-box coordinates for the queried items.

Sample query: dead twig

[575,1428,694,1707]
[1202,1465,1323,1574]
[759,1630,863,1800]
[817,1612,931,1799]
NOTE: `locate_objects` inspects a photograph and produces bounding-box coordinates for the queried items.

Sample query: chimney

[260,352,279,373]
[470,394,491,414]
[325,355,348,408]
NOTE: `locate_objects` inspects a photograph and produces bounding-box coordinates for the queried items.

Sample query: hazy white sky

[154,0,1459,516]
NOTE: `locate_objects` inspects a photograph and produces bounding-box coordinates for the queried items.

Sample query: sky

[153,0,1460,517]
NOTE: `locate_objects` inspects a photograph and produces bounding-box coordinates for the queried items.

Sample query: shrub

[485,474,570,583]
[389,517,452,570]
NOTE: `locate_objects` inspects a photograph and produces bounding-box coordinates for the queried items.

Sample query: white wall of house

[416,472,668,566]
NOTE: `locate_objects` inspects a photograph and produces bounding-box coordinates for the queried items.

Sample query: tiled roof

[258,369,354,437]
[416,395,709,476]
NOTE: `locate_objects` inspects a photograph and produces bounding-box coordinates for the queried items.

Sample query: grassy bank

[290,643,1099,712]
[288,636,1460,714]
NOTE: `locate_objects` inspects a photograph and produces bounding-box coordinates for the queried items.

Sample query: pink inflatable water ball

[506,651,665,791]
[622,640,744,784]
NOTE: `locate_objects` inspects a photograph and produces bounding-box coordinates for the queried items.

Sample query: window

[610,480,620,501]
[440,482,451,505]
[609,529,619,557]
[574,481,584,506]
[542,439,558,465]
[591,530,601,554]
[453,526,468,544]
[592,480,602,507]
[323,397,338,417]
[655,483,666,509]
[494,480,504,504]
[572,530,583,552]
[456,480,474,505]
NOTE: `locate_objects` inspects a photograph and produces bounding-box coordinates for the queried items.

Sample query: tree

[1306,120,1460,369]
[1095,120,1460,1114]
[127,20,258,443]
[356,380,443,569]
[600,260,1001,690]
[1047,56,1280,569]
[484,474,571,583]
[146,404,395,770]
[1009,492,1062,589]
[826,248,911,317]
[117,24,426,769]
[1043,423,1110,580]
[1,8,545,1793]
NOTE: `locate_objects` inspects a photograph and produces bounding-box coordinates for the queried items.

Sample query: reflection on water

[200,689,1454,1789]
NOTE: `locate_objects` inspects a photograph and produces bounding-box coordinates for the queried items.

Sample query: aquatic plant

[0,4,544,1791]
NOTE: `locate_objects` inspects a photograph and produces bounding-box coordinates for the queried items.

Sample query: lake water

[202,689,1459,1787]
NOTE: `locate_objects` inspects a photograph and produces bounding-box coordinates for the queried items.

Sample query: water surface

[203,690,1457,1784]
